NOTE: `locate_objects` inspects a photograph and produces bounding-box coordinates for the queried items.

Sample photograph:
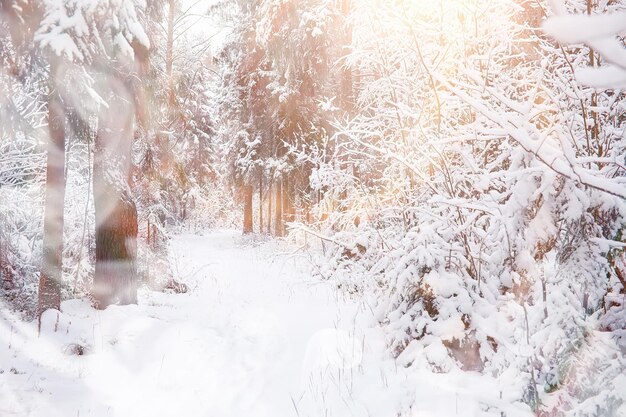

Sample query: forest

[1,0,625,416]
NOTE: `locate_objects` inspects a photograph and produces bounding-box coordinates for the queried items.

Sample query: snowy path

[0,231,373,417]
[162,231,363,416]
[0,231,531,417]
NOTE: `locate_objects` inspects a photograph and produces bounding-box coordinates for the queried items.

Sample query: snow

[542,13,626,44]
[576,66,626,89]
[4,0,625,414]
[0,231,326,415]
[543,7,626,88]
[0,231,538,417]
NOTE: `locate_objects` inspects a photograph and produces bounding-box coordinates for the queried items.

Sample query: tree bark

[93,188,138,307]
[243,184,253,234]
[267,178,272,234]
[38,61,64,319]
[258,175,263,232]
[282,174,292,235]
[274,177,283,237]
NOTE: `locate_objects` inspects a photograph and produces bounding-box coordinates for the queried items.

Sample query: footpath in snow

[0,231,396,417]
[0,230,532,417]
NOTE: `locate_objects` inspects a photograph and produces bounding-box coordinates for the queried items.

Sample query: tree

[1,0,69,318]
[38,54,64,316]
[213,0,344,236]
[290,0,626,413]
[137,0,216,239]
[36,0,150,309]
[91,64,141,307]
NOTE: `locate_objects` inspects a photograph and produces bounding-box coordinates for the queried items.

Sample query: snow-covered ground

[0,230,532,417]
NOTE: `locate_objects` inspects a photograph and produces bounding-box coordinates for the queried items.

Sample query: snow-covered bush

[297,0,626,414]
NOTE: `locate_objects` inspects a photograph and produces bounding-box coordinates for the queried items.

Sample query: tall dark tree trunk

[243,184,253,234]
[39,61,65,319]
[275,177,283,237]
[93,186,138,307]
[92,71,138,309]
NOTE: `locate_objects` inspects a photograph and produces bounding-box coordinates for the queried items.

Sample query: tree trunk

[282,174,292,235]
[0,233,12,288]
[243,184,253,234]
[267,178,272,234]
[93,188,138,307]
[38,62,65,319]
[258,175,263,233]
[275,177,283,237]
[166,0,176,107]
[92,72,138,309]
[340,0,353,114]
